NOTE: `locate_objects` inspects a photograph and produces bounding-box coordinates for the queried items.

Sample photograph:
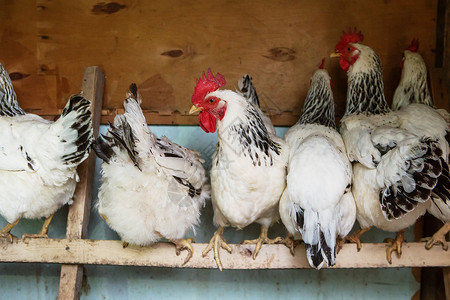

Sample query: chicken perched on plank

[331,29,448,263]
[392,39,450,250]
[189,70,289,270]
[279,60,355,269]
[0,62,93,241]
[93,84,208,264]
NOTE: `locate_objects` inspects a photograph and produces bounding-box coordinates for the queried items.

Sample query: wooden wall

[0,0,440,125]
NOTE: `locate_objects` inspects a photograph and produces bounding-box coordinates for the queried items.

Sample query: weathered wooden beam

[443,268,450,300]
[0,239,449,269]
[58,66,104,300]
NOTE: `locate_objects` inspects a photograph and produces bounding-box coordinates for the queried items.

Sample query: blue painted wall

[0,125,419,299]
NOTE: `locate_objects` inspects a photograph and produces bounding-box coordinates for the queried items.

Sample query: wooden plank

[445,0,450,97]
[0,239,449,269]
[0,0,427,124]
[444,268,450,300]
[58,66,104,300]
[0,0,57,111]
[429,68,449,111]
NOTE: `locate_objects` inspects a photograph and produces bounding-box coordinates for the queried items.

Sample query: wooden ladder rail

[57,66,104,300]
[421,68,449,300]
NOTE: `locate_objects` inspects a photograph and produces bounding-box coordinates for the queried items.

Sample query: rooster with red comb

[190,69,291,271]
[331,29,449,263]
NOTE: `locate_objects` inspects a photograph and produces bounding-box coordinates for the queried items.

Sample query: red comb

[319,58,325,69]
[407,39,419,52]
[192,68,226,105]
[335,28,364,52]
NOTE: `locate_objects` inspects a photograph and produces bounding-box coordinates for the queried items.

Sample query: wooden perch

[58,66,104,300]
[0,239,449,269]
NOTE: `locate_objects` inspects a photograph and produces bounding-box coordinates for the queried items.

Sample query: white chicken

[189,70,289,271]
[330,29,449,263]
[279,60,355,269]
[392,39,450,250]
[0,62,93,241]
[93,84,209,264]
[392,39,433,111]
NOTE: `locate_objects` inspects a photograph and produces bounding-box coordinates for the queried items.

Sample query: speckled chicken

[93,84,209,264]
[279,61,355,269]
[331,29,448,263]
[392,39,450,250]
[0,62,93,241]
[189,70,290,271]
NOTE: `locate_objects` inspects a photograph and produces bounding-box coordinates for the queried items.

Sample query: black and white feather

[0,63,25,116]
[0,62,93,224]
[339,43,448,234]
[391,45,450,235]
[93,84,209,246]
[280,68,355,269]
[238,74,276,135]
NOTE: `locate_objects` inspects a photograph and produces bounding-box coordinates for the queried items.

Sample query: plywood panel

[18,0,436,124]
[0,239,449,269]
[0,0,60,116]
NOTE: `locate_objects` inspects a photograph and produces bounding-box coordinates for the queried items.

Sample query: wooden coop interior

[0,1,449,299]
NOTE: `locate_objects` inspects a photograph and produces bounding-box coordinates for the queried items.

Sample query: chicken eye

[347,47,351,52]
[209,98,215,103]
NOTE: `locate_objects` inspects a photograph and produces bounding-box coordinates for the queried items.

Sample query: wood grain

[0,239,449,269]
[58,66,104,300]
[0,0,439,124]
[444,268,450,300]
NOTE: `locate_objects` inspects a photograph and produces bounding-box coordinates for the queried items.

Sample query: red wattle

[199,111,217,133]
[339,58,350,72]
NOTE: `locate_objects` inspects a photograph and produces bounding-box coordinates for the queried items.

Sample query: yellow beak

[189,105,203,115]
[330,52,342,58]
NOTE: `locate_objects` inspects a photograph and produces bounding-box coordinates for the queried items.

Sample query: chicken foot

[170,238,195,265]
[279,234,299,256]
[22,213,55,239]
[339,227,372,252]
[422,222,450,251]
[0,218,20,243]
[384,229,406,264]
[242,225,289,259]
[202,226,232,271]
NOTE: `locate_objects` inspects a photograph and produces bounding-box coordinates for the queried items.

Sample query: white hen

[93,84,209,264]
[392,39,450,250]
[189,70,289,271]
[0,62,93,241]
[331,29,448,263]
[280,61,355,269]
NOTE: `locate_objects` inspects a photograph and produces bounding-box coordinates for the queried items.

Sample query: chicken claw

[342,227,372,251]
[202,226,231,271]
[22,213,55,239]
[0,218,20,243]
[280,234,299,256]
[384,229,406,264]
[242,225,283,259]
[171,238,195,265]
[422,223,450,251]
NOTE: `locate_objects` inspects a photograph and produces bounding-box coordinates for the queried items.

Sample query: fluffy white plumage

[191,72,288,270]
[280,68,355,269]
[391,42,450,249]
[209,89,288,230]
[335,37,448,261]
[392,49,432,111]
[94,84,208,262]
[0,63,92,238]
